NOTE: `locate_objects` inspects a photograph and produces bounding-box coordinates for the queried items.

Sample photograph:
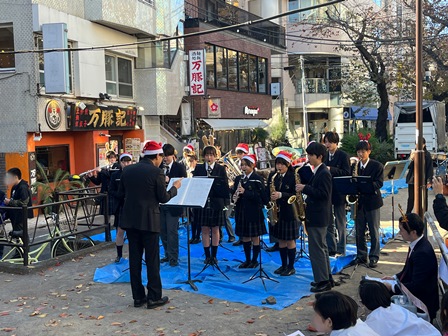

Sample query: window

[288,0,325,22]
[105,54,133,98]
[0,25,15,70]
[36,145,70,183]
[35,35,73,93]
[205,44,268,94]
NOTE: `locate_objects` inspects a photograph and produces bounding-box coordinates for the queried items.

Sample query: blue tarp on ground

[93,219,398,310]
[381,178,408,198]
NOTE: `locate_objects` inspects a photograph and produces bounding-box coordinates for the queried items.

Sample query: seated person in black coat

[432,176,448,230]
[109,153,133,263]
[381,212,439,321]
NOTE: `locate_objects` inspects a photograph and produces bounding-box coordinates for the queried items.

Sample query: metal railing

[425,212,448,269]
[185,0,286,49]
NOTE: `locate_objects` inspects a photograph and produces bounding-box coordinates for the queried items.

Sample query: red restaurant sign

[70,104,137,130]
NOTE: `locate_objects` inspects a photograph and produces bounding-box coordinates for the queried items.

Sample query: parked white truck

[394,100,446,159]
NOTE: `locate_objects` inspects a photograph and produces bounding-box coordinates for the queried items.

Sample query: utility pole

[413,0,425,217]
[300,55,309,146]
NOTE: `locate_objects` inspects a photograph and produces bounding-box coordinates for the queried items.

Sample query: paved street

[0,188,442,335]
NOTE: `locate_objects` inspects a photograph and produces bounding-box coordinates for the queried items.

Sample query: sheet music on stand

[164,178,214,208]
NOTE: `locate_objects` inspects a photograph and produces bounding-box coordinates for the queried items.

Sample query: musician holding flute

[268,151,299,276]
[231,154,269,268]
[296,142,333,292]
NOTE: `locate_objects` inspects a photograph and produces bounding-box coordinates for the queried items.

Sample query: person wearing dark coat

[432,176,448,230]
[231,154,269,269]
[160,144,187,267]
[296,142,333,292]
[4,168,33,233]
[267,151,300,276]
[406,138,433,213]
[349,137,384,268]
[381,213,439,321]
[108,153,133,263]
[118,141,181,309]
[323,131,350,256]
[192,145,230,265]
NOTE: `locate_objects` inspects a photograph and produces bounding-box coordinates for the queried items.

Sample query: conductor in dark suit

[349,137,384,268]
[381,213,439,321]
[296,142,333,292]
[119,141,182,309]
[323,131,350,256]
[160,144,187,266]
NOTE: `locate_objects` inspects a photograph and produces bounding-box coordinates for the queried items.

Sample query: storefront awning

[202,119,268,131]
[349,106,392,121]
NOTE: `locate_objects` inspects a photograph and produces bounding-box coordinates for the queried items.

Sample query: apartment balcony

[295,78,342,108]
[185,0,286,50]
[84,0,156,37]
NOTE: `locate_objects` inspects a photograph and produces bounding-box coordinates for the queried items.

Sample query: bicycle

[0,213,95,265]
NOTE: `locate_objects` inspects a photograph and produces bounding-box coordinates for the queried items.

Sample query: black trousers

[406,184,429,214]
[126,228,162,301]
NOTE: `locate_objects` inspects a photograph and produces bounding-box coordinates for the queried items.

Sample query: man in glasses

[381,211,439,321]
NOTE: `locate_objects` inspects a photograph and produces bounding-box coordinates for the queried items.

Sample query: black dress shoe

[247,260,259,268]
[281,268,296,276]
[211,257,218,265]
[160,257,169,263]
[369,259,378,268]
[310,281,332,293]
[266,243,279,252]
[228,237,236,243]
[274,266,286,274]
[169,260,179,267]
[348,257,367,267]
[204,257,211,264]
[238,261,250,269]
[147,296,169,309]
[232,240,243,246]
[134,297,147,307]
[329,251,337,257]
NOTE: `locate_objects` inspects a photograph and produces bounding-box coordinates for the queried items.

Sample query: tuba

[267,172,279,225]
[288,164,307,222]
[346,157,359,218]
[220,151,242,186]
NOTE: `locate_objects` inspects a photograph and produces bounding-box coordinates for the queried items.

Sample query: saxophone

[346,159,359,219]
[288,165,306,222]
[267,172,279,225]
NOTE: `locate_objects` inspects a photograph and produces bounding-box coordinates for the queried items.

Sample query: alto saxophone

[346,159,359,219]
[288,165,306,222]
[267,172,279,225]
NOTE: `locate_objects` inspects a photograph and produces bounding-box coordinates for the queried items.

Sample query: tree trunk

[375,80,389,141]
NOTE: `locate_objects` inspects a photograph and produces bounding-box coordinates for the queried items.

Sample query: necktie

[207,166,213,176]
[329,154,333,162]
[165,166,170,176]
[359,165,364,175]
[399,247,411,281]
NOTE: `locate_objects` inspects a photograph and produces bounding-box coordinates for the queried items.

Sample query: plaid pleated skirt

[272,219,300,241]
[234,208,267,238]
[193,208,225,227]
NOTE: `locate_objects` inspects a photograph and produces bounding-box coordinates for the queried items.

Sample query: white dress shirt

[330,319,379,336]
[365,303,440,336]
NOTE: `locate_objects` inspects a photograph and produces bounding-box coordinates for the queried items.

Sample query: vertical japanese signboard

[189,49,205,96]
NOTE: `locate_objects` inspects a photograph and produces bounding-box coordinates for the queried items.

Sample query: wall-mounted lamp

[99,92,112,100]
[99,133,111,137]
[34,123,42,141]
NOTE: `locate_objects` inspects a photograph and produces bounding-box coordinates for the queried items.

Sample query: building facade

[0,0,185,189]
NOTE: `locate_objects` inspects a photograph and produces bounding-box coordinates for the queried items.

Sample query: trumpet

[267,172,279,225]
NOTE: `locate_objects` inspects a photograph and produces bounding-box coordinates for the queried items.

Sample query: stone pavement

[0,188,442,336]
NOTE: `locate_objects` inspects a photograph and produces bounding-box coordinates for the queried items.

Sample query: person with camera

[433,175,448,230]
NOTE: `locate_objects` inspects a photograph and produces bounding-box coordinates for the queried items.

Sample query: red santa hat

[142,140,164,156]
[242,154,257,165]
[235,143,249,154]
[183,144,195,153]
[276,150,293,163]
[119,152,132,161]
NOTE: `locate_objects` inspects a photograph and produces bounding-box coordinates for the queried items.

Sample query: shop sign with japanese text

[70,104,137,130]
[189,49,205,96]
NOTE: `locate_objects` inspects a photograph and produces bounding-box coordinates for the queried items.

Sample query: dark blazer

[7,180,33,231]
[108,169,123,214]
[161,161,187,216]
[193,163,229,210]
[89,163,120,193]
[324,149,351,205]
[267,169,297,222]
[395,236,439,319]
[433,195,448,230]
[118,158,177,232]
[302,164,332,228]
[406,149,434,184]
[232,172,269,209]
[357,159,384,211]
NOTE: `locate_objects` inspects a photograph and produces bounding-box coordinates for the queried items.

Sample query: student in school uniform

[231,154,269,268]
[267,151,299,276]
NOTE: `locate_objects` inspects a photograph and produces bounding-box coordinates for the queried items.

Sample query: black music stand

[295,225,309,261]
[164,177,215,291]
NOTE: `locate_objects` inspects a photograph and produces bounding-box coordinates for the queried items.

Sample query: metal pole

[104,193,111,242]
[413,0,424,217]
[22,205,29,266]
[300,56,309,146]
